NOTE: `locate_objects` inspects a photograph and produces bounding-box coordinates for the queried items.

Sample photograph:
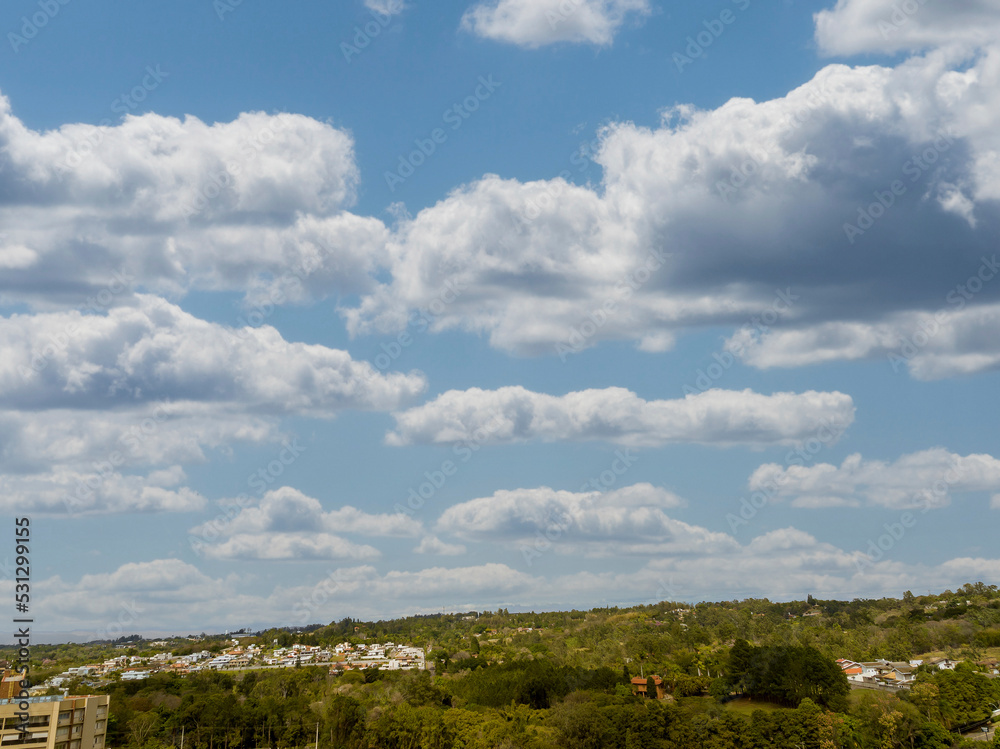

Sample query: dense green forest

[6,582,1000,748]
[88,655,997,749]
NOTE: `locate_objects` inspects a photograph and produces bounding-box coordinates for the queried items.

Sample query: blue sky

[2,0,1000,639]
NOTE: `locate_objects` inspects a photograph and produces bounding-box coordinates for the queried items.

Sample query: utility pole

[180,726,184,749]
[314,723,319,749]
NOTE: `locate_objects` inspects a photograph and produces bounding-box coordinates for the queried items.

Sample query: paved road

[960,725,995,742]
[848,681,904,693]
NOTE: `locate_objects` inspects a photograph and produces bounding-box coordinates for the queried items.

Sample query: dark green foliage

[452,659,622,709]
[548,694,681,749]
[918,665,1000,728]
[645,675,656,698]
[728,639,754,692]
[401,671,451,708]
[325,695,365,749]
[709,677,729,702]
[727,642,849,710]
[975,628,1000,647]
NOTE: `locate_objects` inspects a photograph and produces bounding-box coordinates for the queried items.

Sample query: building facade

[0,695,109,749]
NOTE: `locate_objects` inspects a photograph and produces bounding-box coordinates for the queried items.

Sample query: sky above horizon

[2,0,1000,641]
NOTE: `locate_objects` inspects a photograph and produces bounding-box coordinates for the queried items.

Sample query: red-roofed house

[630,676,667,700]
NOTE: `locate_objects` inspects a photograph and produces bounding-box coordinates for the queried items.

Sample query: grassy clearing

[724,696,792,714]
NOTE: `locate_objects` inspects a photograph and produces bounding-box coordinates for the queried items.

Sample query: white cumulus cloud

[187,487,422,560]
[199,533,381,562]
[387,386,855,447]
[339,49,1000,376]
[189,486,423,538]
[22,538,1000,637]
[415,535,467,556]
[437,483,734,557]
[749,448,1000,509]
[0,294,426,414]
[461,0,650,48]
[726,298,1000,380]
[815,0,1000,56]
[0,97,386,306]
[0,466,205,516]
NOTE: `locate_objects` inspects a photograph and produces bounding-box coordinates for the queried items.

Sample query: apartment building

[0,695,109,749]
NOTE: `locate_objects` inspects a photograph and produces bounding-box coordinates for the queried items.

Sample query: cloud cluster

[0,405,277,474]
[0,295,424,516]
[749,448,1000,509]
[21,536,1000,636]
[0,466,205,515]
[726,300,1000,379]
[437,483,736,556]
[815,0,1000,56]
[415,535,467,556]
[387,386,855,447]
[200,534,381,562]
[188,487,422,560]
[0,294,426,414]
[340,48,1000,375]
[4,39,1000,380]
[460,0,651,47]
[0,99,387,305]
[439,483,684,537]
[0,405,282,517]
[9,2,1000,640]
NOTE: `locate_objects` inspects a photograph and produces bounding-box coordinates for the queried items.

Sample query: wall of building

[0,695,109,749]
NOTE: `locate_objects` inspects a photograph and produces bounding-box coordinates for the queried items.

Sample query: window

[57,713,71,725]
[95,708,106,719]
[92,738,103,748]
[56,727,69,739]
[94,721,105,732]
[27,717,49,728]
[71,726,82,737]
[70,740,81,749]
[72,711,84,723]
[0,736,46,747]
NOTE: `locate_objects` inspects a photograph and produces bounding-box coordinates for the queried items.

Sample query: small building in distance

[630,676,667,700]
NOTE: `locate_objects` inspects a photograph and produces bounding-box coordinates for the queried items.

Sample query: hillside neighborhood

[3,587,1000,748]
[35,639,425,691]
[837,656,1000,689]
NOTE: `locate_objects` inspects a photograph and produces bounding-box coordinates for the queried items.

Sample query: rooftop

[0,695,98,705]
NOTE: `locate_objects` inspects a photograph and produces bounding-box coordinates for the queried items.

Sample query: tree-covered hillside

[5,582,1000,748]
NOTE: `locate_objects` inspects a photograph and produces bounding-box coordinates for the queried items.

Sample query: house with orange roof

[630,676,667,700]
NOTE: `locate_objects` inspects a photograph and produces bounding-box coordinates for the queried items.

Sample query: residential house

[206,654,234,670]
[881,662,916,684]
[837,660,864,682]
[924,657,958,671]
[630,676,667,700]
[858,662,882,681]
